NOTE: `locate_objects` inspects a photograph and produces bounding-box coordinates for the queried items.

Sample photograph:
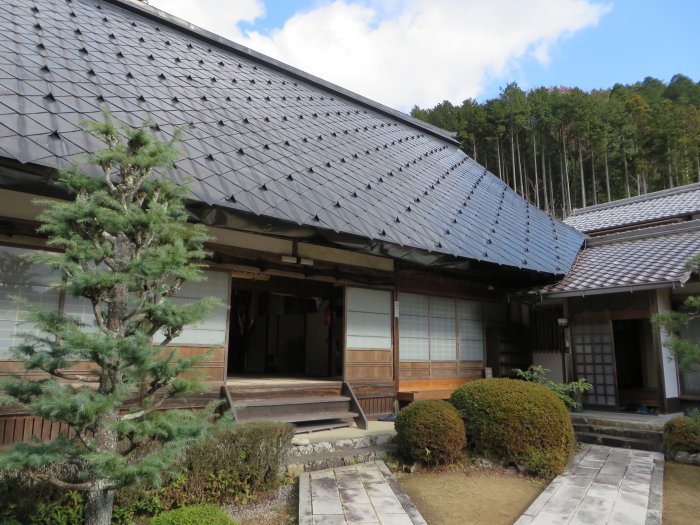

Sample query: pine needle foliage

[0,113,220,525]
[653,253,700,371]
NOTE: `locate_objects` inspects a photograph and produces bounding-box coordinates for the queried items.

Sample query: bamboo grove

[411,75,700,217]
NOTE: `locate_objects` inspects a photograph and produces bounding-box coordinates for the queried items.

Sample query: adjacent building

[533,183,700,414]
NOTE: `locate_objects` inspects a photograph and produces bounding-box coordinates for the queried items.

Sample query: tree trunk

[541,139,549,213]
[85,486,115,525]
[496,139,502,180]
[548,155,555,216]
[472,134,477,162]
[560,153,566,217]
[578,141,586,208]
[590,148,597,205]
[516,133,525,198]
[561,129,572,215]
[604,146,611,202]
[696,155,700,183]
[510,132,517,193]
[533,133,540,208]
[622,141,630,197]
[667,139,674,188]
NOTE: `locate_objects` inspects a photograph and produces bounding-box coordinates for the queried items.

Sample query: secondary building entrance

[571,315,659,411]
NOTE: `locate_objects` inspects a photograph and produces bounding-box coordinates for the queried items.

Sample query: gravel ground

[226,483,297,525]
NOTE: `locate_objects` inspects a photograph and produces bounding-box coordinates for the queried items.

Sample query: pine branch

[28,470,116,491]
[49,369,100,384]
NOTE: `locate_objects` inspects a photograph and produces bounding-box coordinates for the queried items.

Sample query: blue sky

[152,1,700,110]
[487,0,700,101]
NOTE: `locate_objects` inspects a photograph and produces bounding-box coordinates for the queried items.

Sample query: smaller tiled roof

[564,183,700,233]
[537,220,700,298]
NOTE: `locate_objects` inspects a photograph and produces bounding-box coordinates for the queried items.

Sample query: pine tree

[653,253,700,371]
[0,113,219,525]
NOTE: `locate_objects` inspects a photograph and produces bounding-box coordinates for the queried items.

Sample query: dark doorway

[228,276,344,378]
[612,319,658,411]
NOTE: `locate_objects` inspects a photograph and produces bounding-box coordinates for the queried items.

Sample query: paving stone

[313,498,344,516]
[343,502,379,522]
[370,495,405,514]
[365,482,396,497]
[303,461,427,525]
[374,515,415,525]
[516,445,664,525]
[340,488,372,504]
[314,515,350,525]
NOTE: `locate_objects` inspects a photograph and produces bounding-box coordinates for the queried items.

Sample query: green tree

[653,254,700,371]
[0,114,218,525]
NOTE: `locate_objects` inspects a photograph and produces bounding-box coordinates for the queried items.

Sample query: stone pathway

[299,460,427,525]
[515,444,664,525]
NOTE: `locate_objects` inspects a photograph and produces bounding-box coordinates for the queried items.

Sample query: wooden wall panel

[397,268,506,302]
[430,361,459,378]
[399,361,430,378]
[358,397,394,418]
[0,346,226,384]
[350,381,396,418]
[344,349,393,381]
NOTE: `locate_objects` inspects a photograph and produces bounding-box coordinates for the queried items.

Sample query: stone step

[576,431,664,452]
[286,444,397,474]
[293,421,352,434]
[573,423,663,443]
[570,415,662,431]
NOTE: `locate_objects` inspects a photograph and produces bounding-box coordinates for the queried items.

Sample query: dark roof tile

[565,183,700,233]
[538,221,700,297]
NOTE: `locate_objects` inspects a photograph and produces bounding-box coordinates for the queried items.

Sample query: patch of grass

[664,462,700,524]
[395,463,544,525]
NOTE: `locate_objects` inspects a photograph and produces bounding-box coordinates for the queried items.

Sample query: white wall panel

[346,287,392,350]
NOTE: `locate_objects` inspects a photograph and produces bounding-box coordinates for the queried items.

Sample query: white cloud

[148,0,264,40]
[149,0,609,111]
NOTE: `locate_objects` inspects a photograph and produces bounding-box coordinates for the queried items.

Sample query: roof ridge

[105,0,459,145]
[569,182,700,217]
[586,218,700,246]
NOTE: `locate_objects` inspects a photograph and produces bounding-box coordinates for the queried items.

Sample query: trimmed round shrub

[395,399,466,464]
[150,504,238,525]
[663,416,700,454]
[450,378,574,477]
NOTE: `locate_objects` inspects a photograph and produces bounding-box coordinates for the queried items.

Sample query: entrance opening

[227,276,343,378]
[612,319,658,411]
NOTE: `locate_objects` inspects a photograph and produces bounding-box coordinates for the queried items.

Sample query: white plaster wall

[657,288,680,398]
[532,352,564,383]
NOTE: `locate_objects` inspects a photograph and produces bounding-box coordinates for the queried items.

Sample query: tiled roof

[564,183,700,234]
[0,0,584,275]
[538,221,700,297]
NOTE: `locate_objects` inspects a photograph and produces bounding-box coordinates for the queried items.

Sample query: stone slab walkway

[515,444,664,525]
[299,460,427,525]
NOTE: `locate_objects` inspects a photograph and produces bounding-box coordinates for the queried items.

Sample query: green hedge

[395,399,466,464]
[450,378,575,477]
[150,504,238,525]
[663,416,700,454]
[117,420,293,516]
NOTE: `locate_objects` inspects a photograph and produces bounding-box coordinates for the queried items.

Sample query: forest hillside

[411,74,700,218]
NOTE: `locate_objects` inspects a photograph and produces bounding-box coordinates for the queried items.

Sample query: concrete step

[286,443,397,474]
[576,431,664,452]
[570,414,663,431]
[293,421,352,434]
[573,423,663,444]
